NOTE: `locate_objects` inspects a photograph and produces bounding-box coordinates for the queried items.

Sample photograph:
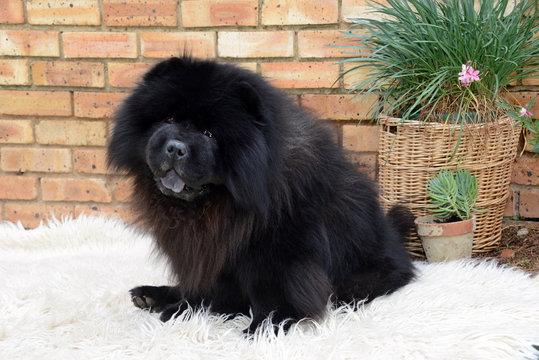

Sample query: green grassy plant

[339,0,538,151]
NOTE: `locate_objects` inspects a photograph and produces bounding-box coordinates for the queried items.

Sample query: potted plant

[415,169,484,262]
[339,0,538,257]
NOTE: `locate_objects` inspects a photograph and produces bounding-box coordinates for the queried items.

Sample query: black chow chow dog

[107,57,415,333]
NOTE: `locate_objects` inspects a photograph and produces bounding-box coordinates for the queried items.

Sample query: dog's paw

[129,285,185,314]
[159,301,189,322]
[130,286,161,312]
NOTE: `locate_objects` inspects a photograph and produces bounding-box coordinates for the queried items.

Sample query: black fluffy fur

[107,57,415,333]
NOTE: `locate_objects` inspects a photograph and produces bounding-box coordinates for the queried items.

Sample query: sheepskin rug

[1,216,538,360]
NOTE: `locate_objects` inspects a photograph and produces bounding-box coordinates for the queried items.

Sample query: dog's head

[107,57,274,210]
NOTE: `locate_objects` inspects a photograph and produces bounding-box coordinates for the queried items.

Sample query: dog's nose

[164,140,188,160]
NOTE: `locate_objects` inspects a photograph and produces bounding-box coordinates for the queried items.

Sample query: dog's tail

[387,205,415,240]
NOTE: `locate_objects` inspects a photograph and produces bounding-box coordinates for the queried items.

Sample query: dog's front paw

[159,301,189,322]
[130,286,163,312]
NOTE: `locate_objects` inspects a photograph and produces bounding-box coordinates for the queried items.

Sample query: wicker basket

[378,115,521,258]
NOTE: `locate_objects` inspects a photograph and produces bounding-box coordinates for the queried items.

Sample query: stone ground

[476,222,539,273]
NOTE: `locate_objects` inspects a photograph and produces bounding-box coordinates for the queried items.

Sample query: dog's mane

[131,175,254,296]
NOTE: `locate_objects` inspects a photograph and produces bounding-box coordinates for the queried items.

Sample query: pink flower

[520,106,533,118]
[458,62,480,87]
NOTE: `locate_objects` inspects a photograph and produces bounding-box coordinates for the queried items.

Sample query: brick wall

[0,0,537,228]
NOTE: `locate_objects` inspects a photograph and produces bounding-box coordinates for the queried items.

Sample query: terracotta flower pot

[414,215,475,263]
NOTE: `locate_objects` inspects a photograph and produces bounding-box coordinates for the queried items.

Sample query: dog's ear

[107,96,148,173]
[221,80,274,213]
[222,127,271,215]
[233,80,268,127]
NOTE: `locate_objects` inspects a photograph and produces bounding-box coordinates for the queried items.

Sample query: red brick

[346,153,377,180]
[27,0,100,25]
[108,62,154,88]
[260,62,338,89]
[522,67,539,86]
[63,32,137,58]
[4,203,74,228]
[298,30,358,58]
[512,155,539,186]
[0,0,24,24]
[74,149,108,174]
[74,92,127,118]
[343,62,374,90]
[519,191,539,218]
[36,120,107,146]
[1,148,72,173]
[141,32,215,59]
[218,31,293,58]
[112,179,134,202]
[521,78,538,86]
[262,0,338,25]
[342,124,379,152]
[236,62,258,73]
[42,178,112,202]
[524,131,537,153]
[0,30,59,56]
[103,0,177,27]
[32,61,105,87]
[74,205,137,223]
[504,190,515,217]
[182,0,258,27]
[0,120,34,144]
[0,176,38,200]
[0,59,29,85]
[342,0,389,22]
[0,90,71,116]
[499,249,515,259]
[300,94,378,120]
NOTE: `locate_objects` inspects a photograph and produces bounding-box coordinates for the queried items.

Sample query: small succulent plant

[426,169,485,221]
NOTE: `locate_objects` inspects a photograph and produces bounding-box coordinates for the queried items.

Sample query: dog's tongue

[160,170,185,193]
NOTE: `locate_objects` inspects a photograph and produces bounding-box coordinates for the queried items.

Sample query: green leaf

[425,168,482,220]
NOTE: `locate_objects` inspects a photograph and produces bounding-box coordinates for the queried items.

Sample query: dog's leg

[157,274,250,322]
[334,267,414,305]
[129,285,183,313]
[244,260,332,333]
[159,300,191,321]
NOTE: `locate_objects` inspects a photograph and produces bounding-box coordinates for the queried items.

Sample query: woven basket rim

[379,114,515,130]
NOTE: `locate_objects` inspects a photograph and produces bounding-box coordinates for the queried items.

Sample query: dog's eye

[203,130,214,138]
[165,116,175,124]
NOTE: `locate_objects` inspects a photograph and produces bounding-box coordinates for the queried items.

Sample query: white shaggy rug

[1,216,538,360]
